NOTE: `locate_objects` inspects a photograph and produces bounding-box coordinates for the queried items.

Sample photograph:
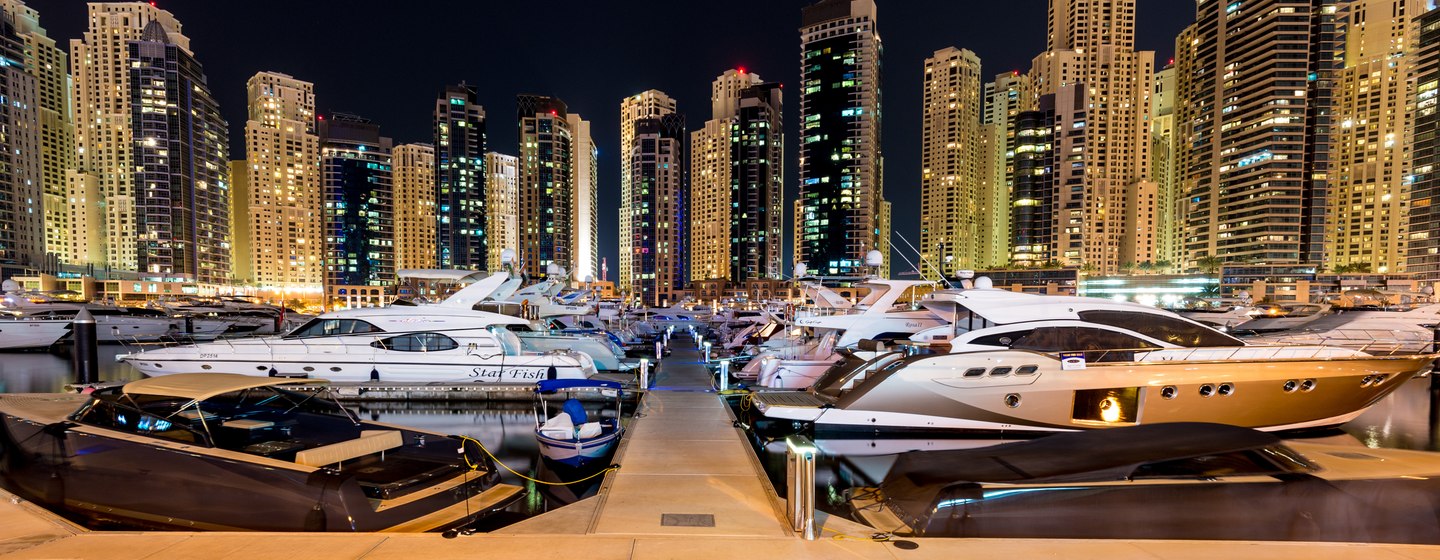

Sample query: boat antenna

[891,232,953,288]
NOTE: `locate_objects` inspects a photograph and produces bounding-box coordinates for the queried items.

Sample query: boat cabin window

[73,399,207,445]
[1009,327,1160,353]
[371,332,459,352]
[1077,311,1243,347]
[284,318,383,338]
[969,330,1034,347]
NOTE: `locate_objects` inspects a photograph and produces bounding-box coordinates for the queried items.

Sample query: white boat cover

[123,373,327,401]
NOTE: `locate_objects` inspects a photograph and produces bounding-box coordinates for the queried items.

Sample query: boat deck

[2,335,1438,558]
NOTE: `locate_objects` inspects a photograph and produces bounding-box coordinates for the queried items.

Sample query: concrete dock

[2,336,1440,558]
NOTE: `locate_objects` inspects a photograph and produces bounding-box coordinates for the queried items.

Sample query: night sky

[28,0,1191,278]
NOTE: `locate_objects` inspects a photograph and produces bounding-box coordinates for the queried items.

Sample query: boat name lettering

[470,367,547,380]
[905,321,921,328]
[198,353,217,359]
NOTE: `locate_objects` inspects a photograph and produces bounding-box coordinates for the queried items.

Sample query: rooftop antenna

[892,232,953,288]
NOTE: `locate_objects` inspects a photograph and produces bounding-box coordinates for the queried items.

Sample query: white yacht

[0,311,71,350]
[1244,303,1440,354]
[751,285,1433,434]
[120,274,598,383]
[0,291,181,344]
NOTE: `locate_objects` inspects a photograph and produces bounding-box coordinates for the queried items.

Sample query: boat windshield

[488,326,524,355]
[1077,311,1243,347]
[283,318,384,339]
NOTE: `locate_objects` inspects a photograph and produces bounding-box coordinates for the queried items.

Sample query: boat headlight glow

[1099,397,1122,423]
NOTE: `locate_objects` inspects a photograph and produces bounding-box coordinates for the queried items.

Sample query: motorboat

[533,379,624,468]
[850,422,1440,543]
[0,311,72,350]
[0,373,524,531]
[0,284,182,343]
[750,286,1433,434]
[1243,304,1440,354]
[1231,302,1331,333]
[119,274,599,383]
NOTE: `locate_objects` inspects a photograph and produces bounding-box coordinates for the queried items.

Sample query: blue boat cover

[536,378,624,392]
[562,398,588,424]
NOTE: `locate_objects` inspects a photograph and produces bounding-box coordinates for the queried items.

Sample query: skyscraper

[129,20,229,283]
[628,114,687,306]
[920,47,983,278]
[981,71,1029,269]
[798,0,888,277]
[68,3,187,274]
[232,72,320,295]
[1151,66,1180,270]
[485,152,519,270]
[619,90,676,292]
[1028,0,1155,274]
[0,3,40,269]
[320,113,393,307]
[1409,5,1440,280]
[1328,0,1426,274]
[434,84,486,270]
[1,0,69,267]
[1011,91,1071,267]
[569,113,598,284]
[517,95,572,280]
[691,69,784,283]
[1179,0,1340,268]
[393,143,436,272]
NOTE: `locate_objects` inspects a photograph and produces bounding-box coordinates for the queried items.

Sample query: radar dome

[974,276,993,289]
[500,248,516,265]
[865,250,883,267]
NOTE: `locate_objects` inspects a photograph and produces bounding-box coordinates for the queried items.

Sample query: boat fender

[546,366,558,381]
[369,367,380,381]
[303,503,326,531]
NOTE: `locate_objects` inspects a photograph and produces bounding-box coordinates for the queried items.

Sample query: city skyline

[19,0,1191,277]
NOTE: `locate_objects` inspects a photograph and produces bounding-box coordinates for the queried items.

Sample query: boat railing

[1064,341,1423,364]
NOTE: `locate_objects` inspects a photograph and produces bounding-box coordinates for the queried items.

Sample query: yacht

[0,374,523,531]
[120,274,599,383]
[1243,303,1440,354]
[0,284,182,343]
[851,422,1440,543]
[0,311,72,350]
[1231,302,1331,333]
[751,286,1432,434]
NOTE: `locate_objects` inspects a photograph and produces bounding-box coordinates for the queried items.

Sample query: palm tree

[1196,255,1223,274]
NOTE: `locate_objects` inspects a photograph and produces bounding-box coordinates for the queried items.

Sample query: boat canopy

[123,373,328,402]
[397,269,492,282]
[536,379,623,392]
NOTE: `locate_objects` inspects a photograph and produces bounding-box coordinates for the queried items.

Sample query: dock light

[639,358,650,389]
[719,359,731,391]
[703,341,712,363]
[784,435,818,540]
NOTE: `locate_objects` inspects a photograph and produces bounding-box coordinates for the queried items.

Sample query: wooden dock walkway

[2,334,1438,558]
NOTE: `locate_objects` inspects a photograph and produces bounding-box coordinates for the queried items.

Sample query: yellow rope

[458,435,619,486]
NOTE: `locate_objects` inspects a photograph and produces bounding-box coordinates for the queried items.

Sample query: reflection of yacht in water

[752,287,1432,434]
[851,422,1440,544]
[120,274,598,382]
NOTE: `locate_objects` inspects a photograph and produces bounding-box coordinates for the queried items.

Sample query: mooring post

[718,359,730,392]
[72,307,98,385]
[785,435,818,540]
[639,358,650,390]
[704,341,712,364]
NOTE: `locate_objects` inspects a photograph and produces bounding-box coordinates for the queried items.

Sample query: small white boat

[534,379,624,468]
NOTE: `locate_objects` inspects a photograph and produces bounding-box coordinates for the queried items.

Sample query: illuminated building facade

[393,143,435,272]
[320,113,393,304]
[619,90,675,291]
[434,83,486,270]
[628,114,687,307]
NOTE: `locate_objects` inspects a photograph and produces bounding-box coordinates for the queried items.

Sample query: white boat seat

[294,430,402,467]
[539,414,575,440]
[576,422,602,439]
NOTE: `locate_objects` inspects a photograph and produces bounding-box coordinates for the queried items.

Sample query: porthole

[1004,393,1021,408]
[1217,383,1234,397]
[1283,380,1298,393]
[963,368,986,378]
[1199,384,1215,398]
[153,363,163,369]
[303,366,315,372]
[1300,379,1316,392]
[1160,385,1177,399]
[256,366,268,372]
[1016,365,1039,375]
[990,366,1013,376]
[330,367,342,372]
[1361,375,1374,387]
[200,364,211,370]
[1374,374,1388,385]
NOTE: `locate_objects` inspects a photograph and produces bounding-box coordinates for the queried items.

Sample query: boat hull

[757,351,1434,434]
[535,429,621,468]
[0,320,69,350]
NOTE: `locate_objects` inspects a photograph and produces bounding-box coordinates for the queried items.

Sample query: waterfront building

[570,112,597,284]
[1151,66,1180,271]
[319,113,393,308]
[1178,0,1341,268]
[1328,0,1427,275]
[1411,6,1440,281]
[628,114,687,307]
[981,71,1029,269]
[1,0,69,266]
[1027,0,1155,274]
[619,90,675,292]
[485,152,519,270]
[919,47,983,278]
[690,69,783,283]
[1010,91,1071,267]
[798,0,889,277]
[0,2,40,269]
[393,143,436,272]
[231,72,320,298]
[128,20,230,284]
[67,3,187,274]
[434,84,486,270]
[517,95,573,280]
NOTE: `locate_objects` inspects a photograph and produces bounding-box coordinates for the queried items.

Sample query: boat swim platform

[6,342,1440,558]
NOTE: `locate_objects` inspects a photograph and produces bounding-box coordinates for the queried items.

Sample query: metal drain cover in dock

[660,513,715,527]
